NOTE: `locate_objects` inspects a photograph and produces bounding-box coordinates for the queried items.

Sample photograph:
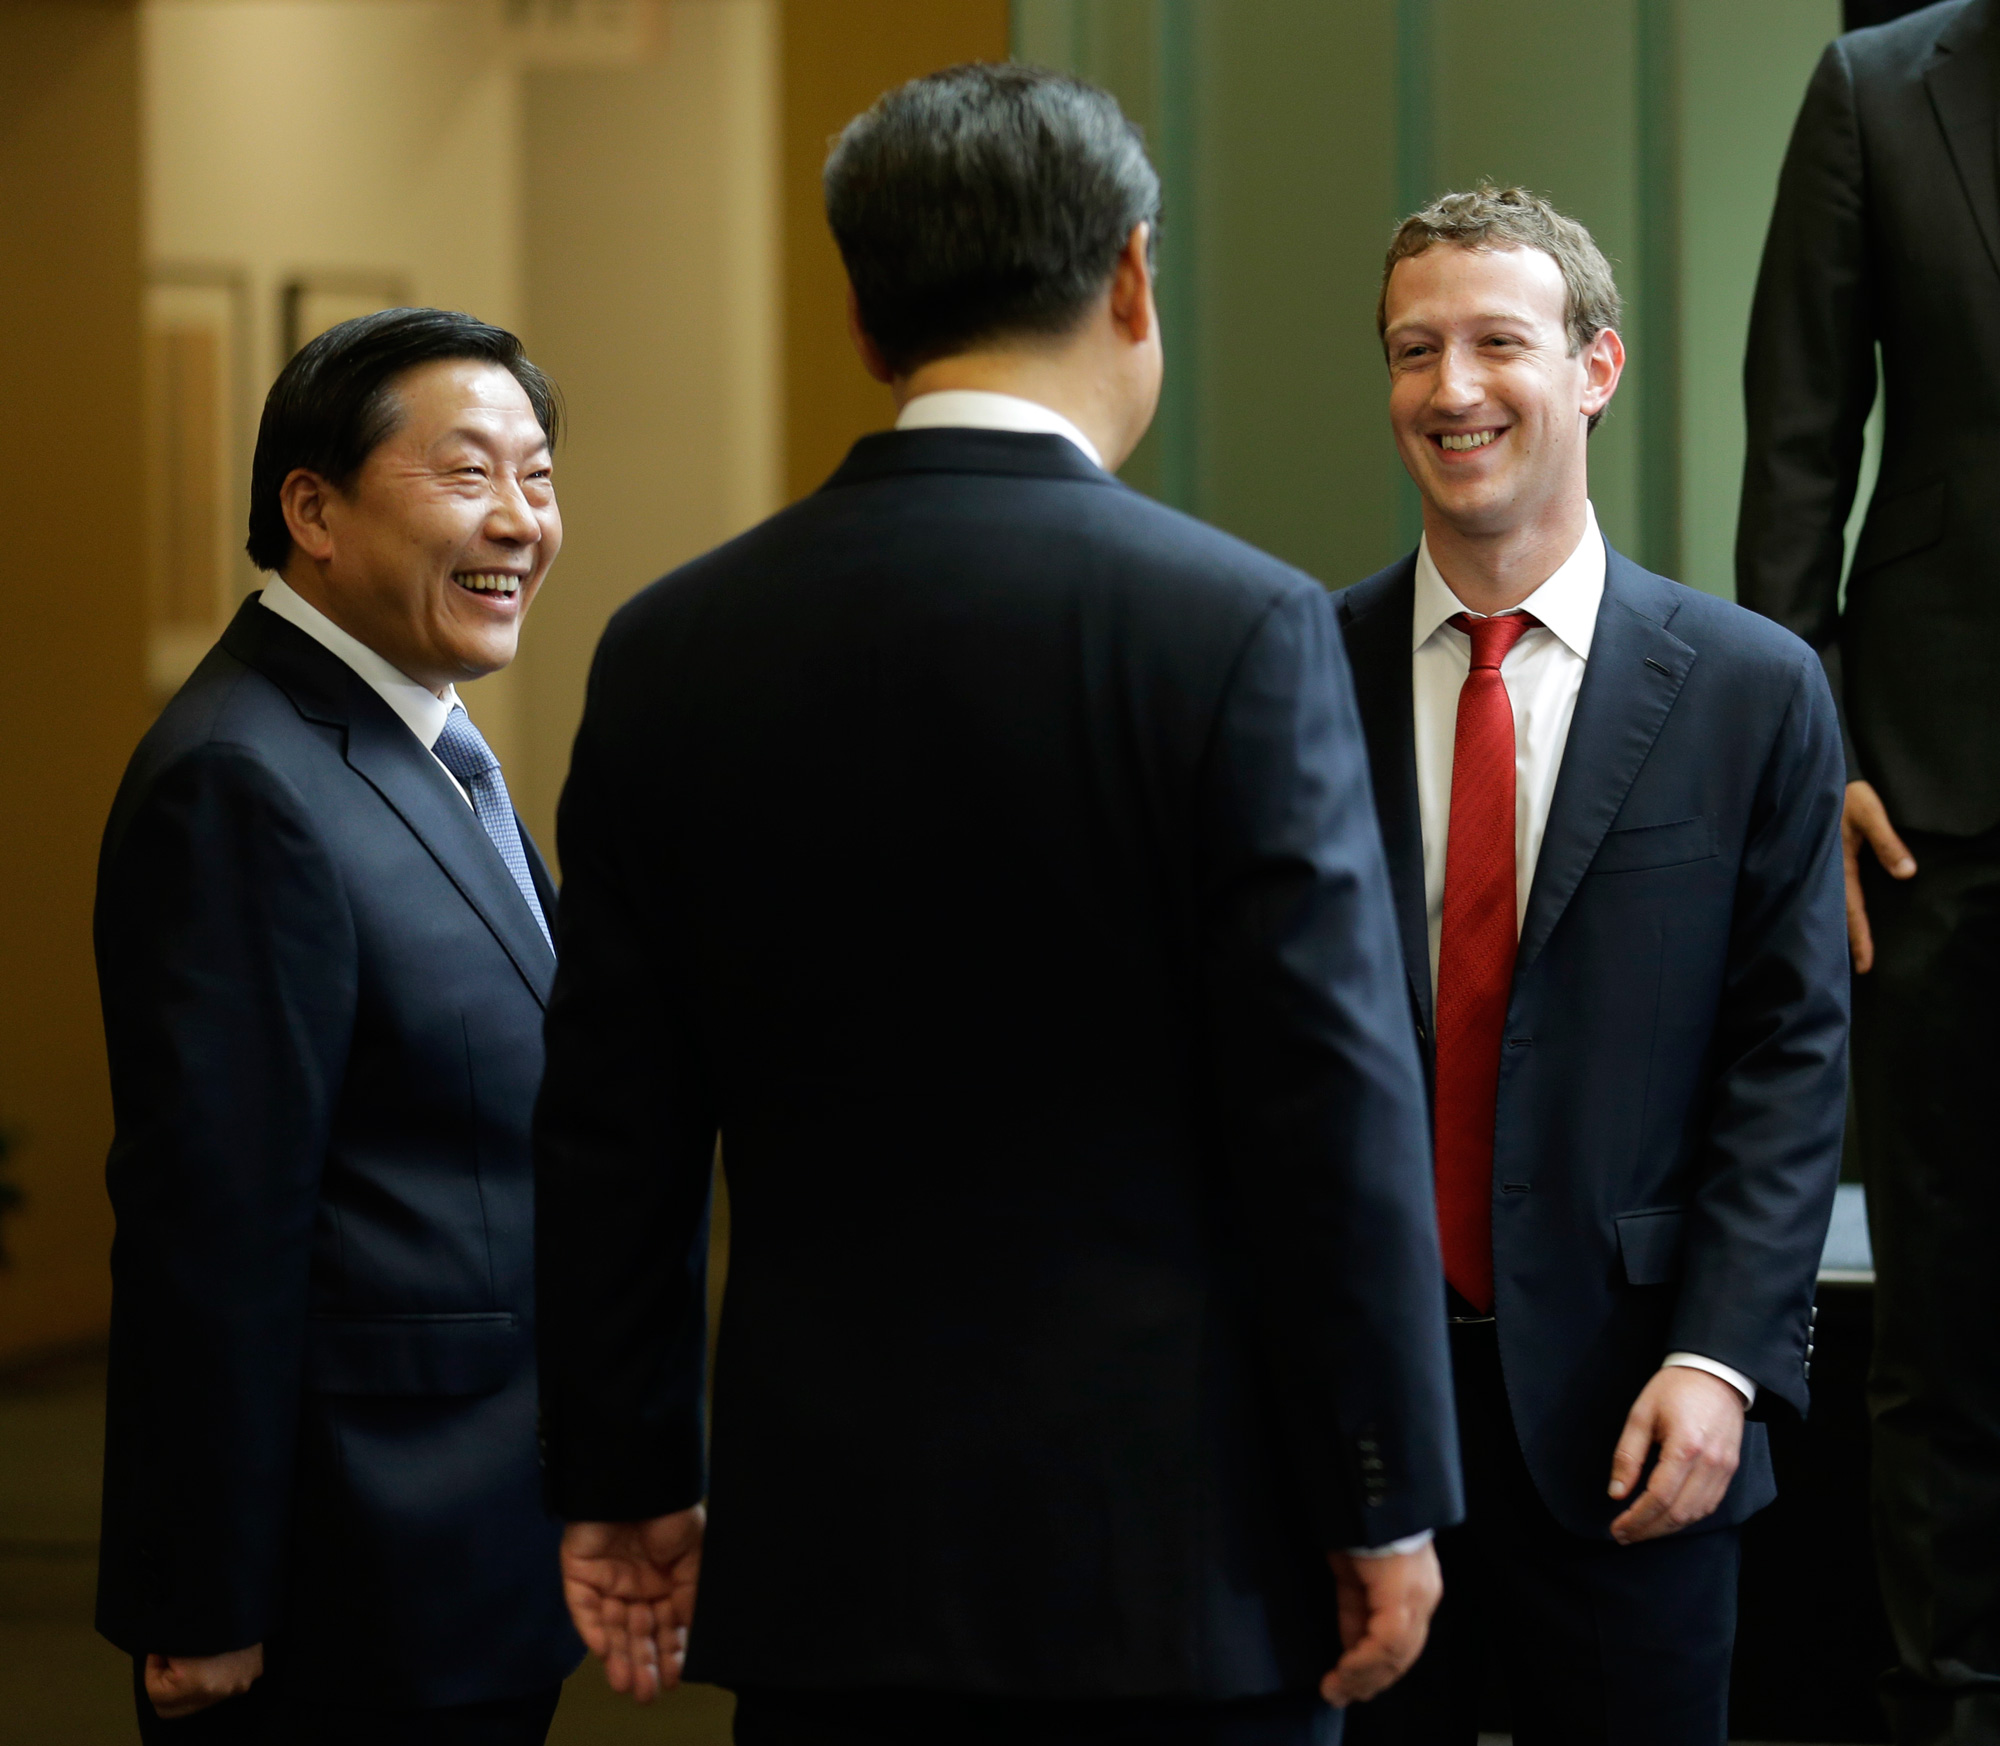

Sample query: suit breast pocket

[1615,1207,1685,1286]
[304,1311,523,1397]
[1590,817,1716,876]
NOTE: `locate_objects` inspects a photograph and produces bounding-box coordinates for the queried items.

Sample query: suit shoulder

[1642,573,1820,682]
[1840,0,1967,82]
[603,470,1324,648]
[1333,558,1415,628]
[109,651,327,840]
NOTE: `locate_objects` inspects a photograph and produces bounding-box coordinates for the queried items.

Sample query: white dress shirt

[257,575,473,808]
[1412,506,1756,1409]
[895,389,1105,468]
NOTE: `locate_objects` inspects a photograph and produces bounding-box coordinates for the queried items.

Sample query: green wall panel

[1014,0,1843,595]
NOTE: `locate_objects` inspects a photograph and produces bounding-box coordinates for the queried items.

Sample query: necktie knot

[433,706,501,787]
[1450,610,1539,672]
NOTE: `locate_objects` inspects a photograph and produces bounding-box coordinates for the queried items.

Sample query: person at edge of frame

[1739,4,2000,1739]
[94,307,582,1745]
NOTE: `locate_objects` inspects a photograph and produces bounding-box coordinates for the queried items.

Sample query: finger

[1612,1441,1694,1544]
[142,1658,177,1706]
[1862,814,1916,879]
[1846,863,1875,974]
[1607,1410,1654,1500]
[1320,1623,1418,1707]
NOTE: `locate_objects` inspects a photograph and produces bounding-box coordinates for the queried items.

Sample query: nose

[1432,342,1485,415]
[486,473,542,545]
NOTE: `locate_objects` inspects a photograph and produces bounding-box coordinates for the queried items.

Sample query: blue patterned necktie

[432,704,552,952]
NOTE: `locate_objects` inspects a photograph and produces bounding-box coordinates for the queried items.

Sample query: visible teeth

[455,572,520,594]
[1440,431,1497,451]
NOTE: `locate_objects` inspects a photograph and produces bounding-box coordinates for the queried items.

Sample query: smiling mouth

[454,571,522,597]
[1433,429,1501,452]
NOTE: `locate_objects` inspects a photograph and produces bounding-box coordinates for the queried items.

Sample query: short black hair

[246,306,560,574]
[825,62,1161,376]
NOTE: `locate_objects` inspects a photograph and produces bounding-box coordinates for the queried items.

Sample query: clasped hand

[560,1507,705,1703]
[143,1643,263,1719]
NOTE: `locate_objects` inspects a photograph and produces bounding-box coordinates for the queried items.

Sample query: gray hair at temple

[823,62,1161,377]
[1379,184,1622,429]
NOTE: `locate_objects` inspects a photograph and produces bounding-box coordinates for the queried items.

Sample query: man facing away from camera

[1335,188,1848,1745]
[94,308,580,1744]
[534,63,1462,1746]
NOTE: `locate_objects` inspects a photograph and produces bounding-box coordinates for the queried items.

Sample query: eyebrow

[435,425,551,456]
[1386,311,1541,338]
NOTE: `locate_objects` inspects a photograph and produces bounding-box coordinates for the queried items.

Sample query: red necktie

[1433,610,1538,1314]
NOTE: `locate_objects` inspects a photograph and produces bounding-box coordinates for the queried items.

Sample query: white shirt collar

[894,389,1105,469]
[1411,502,1606,659]
[257,573,460,749]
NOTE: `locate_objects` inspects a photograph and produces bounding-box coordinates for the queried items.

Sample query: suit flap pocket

[1592,817,1715,875]
[305,1313,522,1397]
[1854,479,1945,575]
[1615,1208,1685,1286]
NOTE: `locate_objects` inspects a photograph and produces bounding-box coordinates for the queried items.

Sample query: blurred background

[0,0,1896,1738]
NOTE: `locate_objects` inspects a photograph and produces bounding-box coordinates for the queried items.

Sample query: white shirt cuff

[1344,1529,1434,1559]
[1663,1352,1757,1407]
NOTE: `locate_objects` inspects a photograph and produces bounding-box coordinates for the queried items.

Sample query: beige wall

[0,1,147,1359]
[779,0,1011,503]
[513,0,781,853]
[142,0,528,761]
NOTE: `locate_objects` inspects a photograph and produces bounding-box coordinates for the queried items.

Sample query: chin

[450,635,522,681]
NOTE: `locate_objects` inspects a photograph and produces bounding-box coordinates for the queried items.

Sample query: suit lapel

[343,714,557,1006]
[1517,552,1695,972]
[225,600,557,1006]
[1337,563,1434,1039]
[1925,1,2000,286]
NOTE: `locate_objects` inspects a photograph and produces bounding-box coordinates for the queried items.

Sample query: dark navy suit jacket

[1337,544,1849,1538]
[93,599,581,1705]
[536,429,1462,1699]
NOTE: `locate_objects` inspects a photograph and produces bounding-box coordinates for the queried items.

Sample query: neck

[1423,492,1590,615]
[896,345,1131,471]
[277,564,452,698]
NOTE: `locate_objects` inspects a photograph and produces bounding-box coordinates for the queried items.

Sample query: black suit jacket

[1738,0,2000,834]
[94,599,581,1706]
[1339,547,1848,1538]
[535,429,1462,1700]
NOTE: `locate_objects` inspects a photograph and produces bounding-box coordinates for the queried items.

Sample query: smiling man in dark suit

[94,308,581,1743]
[1337,188,1849,1745]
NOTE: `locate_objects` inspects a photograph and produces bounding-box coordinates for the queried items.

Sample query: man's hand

[1321,1543,1443,1707]
[1607,1367,1746,1544]
[143,1644,263,1719]
[561,1508,704,1703]
[1843,779,1916,973]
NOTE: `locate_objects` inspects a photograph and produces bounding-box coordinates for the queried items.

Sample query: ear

[1107,222,1156,348]
[845,281,895,385]
[1580,325,1626,420]
[279,468,339,566]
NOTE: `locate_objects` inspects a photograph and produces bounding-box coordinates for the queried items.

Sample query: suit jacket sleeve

[1196,584,1462,1552]
[1670,651,1849,1417]
[95,745,354,1655]
[534,643,716,1522]
[1736,37,1875,775]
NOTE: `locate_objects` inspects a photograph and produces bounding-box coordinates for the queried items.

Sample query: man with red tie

[1335,185,1849,1744]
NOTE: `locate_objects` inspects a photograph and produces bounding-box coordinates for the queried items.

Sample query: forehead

[1383,241,1567,331]
[379,358,544,449]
